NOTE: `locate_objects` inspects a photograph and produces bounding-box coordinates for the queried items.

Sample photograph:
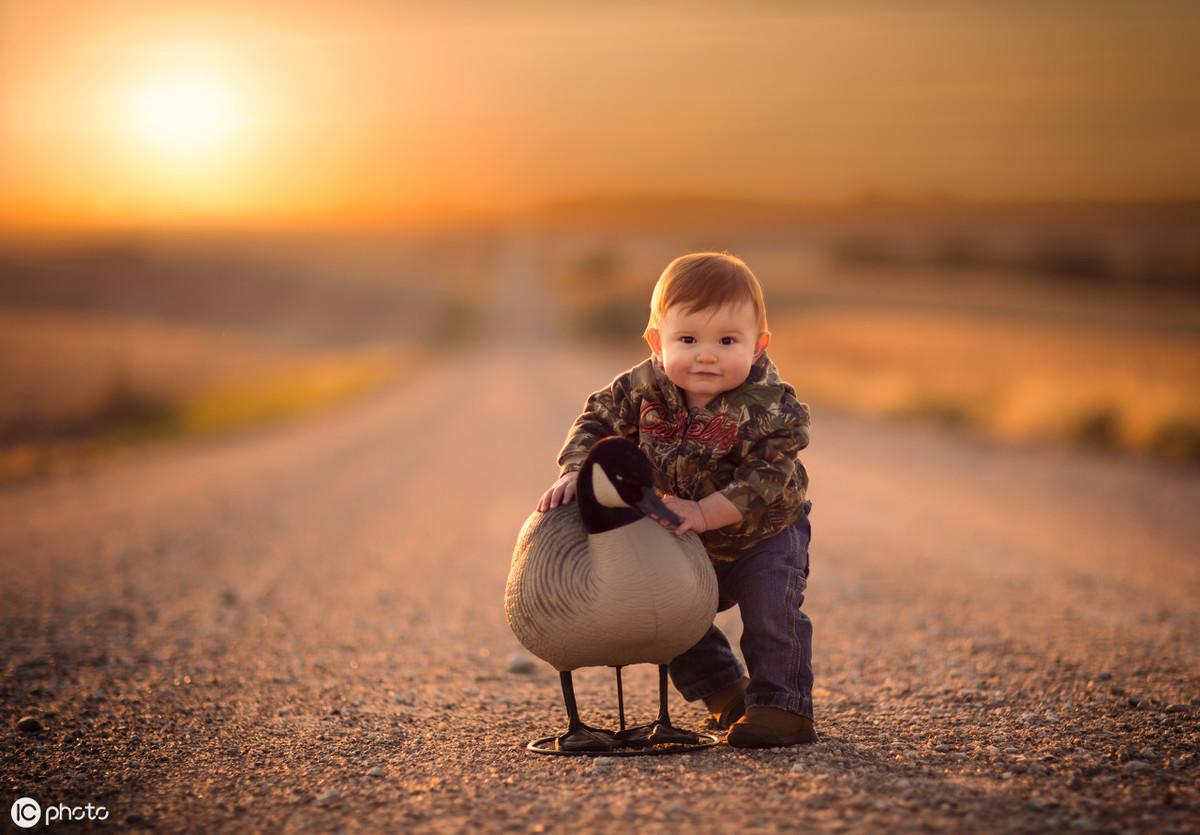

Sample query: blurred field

[769,306,1200,463]
[4,203,1198,484]
[541,210,1200,465]
[0,230,495,483]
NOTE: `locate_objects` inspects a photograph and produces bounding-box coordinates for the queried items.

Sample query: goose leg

[615,665,626,732]
[616,664,703,747]
[553,671,620,753]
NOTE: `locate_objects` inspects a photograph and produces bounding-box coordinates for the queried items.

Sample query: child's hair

[644,252,768,339]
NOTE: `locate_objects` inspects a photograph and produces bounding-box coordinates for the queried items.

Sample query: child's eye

[720,337,736,345]
[679,336,695,344]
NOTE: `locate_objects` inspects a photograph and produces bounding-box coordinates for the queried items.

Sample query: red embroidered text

[639,402,739,450]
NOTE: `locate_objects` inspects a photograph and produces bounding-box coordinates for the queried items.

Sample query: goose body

[506,501,717,672]
[506,438,721,752]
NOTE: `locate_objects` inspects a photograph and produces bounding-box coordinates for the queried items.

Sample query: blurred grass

[0,231,492,486]
[174,349,407,435]
[767,308,1200,465]
[0,347,411,485]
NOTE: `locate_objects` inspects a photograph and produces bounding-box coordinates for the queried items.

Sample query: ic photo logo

[11,797,110,828]
[11,797,40,828]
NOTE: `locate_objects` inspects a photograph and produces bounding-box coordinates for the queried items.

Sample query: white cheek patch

[591,466,630,509]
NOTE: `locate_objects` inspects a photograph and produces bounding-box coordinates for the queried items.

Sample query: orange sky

[2,0,1199,227]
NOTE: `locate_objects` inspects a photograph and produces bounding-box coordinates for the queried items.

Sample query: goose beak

[636,487,682,526]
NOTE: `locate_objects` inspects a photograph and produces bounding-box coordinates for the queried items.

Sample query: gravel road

[3,240,1198,833]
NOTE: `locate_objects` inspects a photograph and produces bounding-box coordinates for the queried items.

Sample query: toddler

[536,252,815,747]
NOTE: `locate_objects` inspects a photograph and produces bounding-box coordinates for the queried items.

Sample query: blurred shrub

[1067,406,1123,451]
[1026,238,1114,282]
[929,236,988,269]
[576,297,646,342]
[830,238,907,267]
[437,296,481,350]
[0,374,177,446]
[94,377,179,441]
[571,249,621,288]
[1138,245,1200,289]
[1149,418,1200,464]
[548,247,650,343]
[890,396,971,429]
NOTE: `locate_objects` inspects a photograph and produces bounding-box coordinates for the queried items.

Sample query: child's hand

[536,471,579,512]
[659,495,709,536]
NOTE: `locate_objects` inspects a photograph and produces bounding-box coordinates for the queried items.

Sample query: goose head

[576,437,682,534]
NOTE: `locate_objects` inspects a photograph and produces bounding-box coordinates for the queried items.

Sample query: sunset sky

[2,0,1198,228]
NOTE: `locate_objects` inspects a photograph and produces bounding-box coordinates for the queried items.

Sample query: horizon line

[3,192,1200,235]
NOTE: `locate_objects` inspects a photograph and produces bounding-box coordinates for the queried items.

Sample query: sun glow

[123,72,240,158]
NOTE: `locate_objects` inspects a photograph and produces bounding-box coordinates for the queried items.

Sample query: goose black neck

[576,462,642,534]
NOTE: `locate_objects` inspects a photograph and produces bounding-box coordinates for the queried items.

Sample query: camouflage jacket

[557,353,810,561]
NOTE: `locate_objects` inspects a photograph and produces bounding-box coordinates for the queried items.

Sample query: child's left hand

[659,495,709,536]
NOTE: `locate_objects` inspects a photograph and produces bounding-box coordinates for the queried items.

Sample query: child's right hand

[536,471,579,512]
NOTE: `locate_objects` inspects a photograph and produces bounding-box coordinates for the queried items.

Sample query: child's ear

[645,328,663,358]
[754,331,771,357]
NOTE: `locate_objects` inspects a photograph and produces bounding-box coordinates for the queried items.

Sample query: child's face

[646,301,770,410]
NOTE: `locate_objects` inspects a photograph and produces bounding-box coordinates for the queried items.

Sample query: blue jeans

[669,500,814,719]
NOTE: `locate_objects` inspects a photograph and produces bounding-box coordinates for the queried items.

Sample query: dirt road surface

[3,240,1198,833]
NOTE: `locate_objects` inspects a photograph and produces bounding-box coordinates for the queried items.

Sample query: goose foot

[554,670,621,752]
[615,720,702,748]
[554,725,622,753]
[614,664,703,747]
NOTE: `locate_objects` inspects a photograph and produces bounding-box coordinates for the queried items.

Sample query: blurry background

[2,0,1199,481]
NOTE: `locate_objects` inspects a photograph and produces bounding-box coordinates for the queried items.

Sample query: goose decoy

[506,437,719,753]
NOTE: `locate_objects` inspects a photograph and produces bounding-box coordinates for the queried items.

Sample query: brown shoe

[702,676,749,730]
[727,706,817,748]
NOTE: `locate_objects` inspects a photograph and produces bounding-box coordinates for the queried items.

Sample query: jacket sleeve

[718,397,810,518]
[556,371,640,475]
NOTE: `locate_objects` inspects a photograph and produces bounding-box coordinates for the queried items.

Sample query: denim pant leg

[668,571,745,701]
[669,501,814,714]
[736,506,814,718]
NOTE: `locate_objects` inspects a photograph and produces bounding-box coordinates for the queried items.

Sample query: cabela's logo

[639,402,739,450]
